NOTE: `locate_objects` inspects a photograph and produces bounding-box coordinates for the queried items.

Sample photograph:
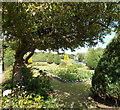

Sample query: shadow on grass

[91,93,120,108]
[51,78,93,108]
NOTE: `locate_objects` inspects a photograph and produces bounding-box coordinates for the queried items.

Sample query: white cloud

[105,35,114,39]
[64,47,88,54]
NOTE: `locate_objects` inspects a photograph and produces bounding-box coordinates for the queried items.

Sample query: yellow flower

[28,58,32,63]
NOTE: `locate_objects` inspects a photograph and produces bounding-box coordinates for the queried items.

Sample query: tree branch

[25,49,35,64]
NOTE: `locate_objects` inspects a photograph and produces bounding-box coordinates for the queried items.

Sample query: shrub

[59,61,67,67]
[54,54,61,65]
[92,33,120,101]
[47,53,54,64]
[2,85,58,108]
[32,52,47,62]
[67,65,78,73]
[72,63,83,68]
[21,67,52,99]
[2,67,58,108]
[50,66,93,82]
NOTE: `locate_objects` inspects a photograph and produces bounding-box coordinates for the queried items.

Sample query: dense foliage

[85,48,104,69]
[2,67,58,108]
[2,2,120,81]
[2,85,58,108]
[92,33,120,101]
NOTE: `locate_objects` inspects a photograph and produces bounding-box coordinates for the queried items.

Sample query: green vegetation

[77,53,85,62]
[3,2,119,82]
[2,2,120,108]
[49,65,94,82]
[54,54,61,65]
[4,47,15,68]
[92,33,120,101]
[32,52,47,62]
[2,85,58,108]
[2,67,58,108]
[85,48,103,70]
[47,53,54,64]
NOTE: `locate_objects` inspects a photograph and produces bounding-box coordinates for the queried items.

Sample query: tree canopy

[2,2,120,81]
[3,3,120,51]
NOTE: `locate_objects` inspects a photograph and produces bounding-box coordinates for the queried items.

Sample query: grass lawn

[51,78,97,108]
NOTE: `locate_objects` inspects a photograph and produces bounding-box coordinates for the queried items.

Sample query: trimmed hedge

[92,33,120,100]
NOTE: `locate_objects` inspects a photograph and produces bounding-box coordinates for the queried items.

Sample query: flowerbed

[2,86,58,108]
[2,67,59,108]
[49,66,94,82]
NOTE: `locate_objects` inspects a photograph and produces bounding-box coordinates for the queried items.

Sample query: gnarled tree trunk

[12,45,27,83]
[12,46,35,84]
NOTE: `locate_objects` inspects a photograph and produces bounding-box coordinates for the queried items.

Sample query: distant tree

[69,54,75,59]
[77,53,85,62]
[85,48,104,69]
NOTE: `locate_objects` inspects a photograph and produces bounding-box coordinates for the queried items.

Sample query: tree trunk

[12,46,27,83]
[25,50,35,64]
[13,56,25,83]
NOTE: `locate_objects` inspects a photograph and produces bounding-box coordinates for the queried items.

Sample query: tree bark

[12,46,27,83]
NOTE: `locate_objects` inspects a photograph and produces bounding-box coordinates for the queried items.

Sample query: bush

[32,52,47,62]
[54,54,61,65]
[50,66,93,82]
[67,65,78,73]
[21,67,52,99]
[2,85,58,108]
[72,62,83,68]
[2,67,58,108]
[92,33,120,101]
[59,61,67,67]
[47,53,54,64]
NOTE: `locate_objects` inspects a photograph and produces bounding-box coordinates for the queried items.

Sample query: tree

[92,32,120,101]
[85,48,104,69]
[77,53,85,62]
[2,2,119,82]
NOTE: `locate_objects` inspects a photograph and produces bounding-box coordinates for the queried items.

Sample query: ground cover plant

[2,85,58,108]
[2,66,59,108]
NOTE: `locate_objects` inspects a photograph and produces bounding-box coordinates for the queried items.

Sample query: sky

[35,32,116,54]
[59,32,116,54]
